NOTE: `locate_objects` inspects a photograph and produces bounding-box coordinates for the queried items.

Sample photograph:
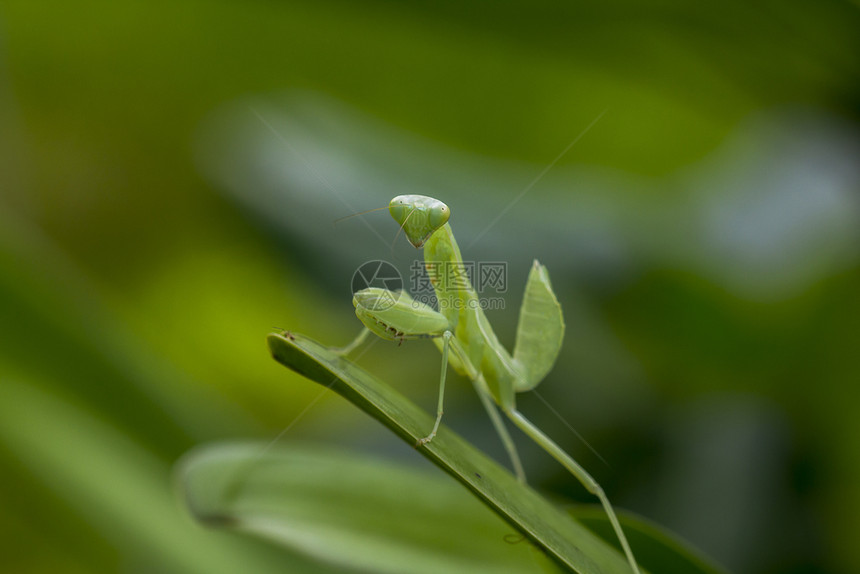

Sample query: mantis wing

[513,260,565,392]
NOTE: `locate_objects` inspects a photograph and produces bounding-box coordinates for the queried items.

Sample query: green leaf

[178,442,564,574]
[0,379,321,574]
[266,331,636,574]
[568,508,727,574]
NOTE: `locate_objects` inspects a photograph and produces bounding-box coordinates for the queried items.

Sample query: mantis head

[389,195,450,248]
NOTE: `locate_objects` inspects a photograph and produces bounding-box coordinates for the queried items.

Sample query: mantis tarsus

[338,195,641,574]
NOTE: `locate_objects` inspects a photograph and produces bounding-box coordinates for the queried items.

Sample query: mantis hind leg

[506,409,641,574]
[472,377,526,482]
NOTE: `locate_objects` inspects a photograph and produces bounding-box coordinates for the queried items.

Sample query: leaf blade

[267,331,635,574]
[179,442,564,574]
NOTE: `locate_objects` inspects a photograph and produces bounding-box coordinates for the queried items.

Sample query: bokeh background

[2,1,859,573]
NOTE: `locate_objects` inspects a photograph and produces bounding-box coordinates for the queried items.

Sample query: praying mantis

[336,194,641,574]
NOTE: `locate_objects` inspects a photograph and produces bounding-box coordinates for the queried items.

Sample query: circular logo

[351,260,403,310]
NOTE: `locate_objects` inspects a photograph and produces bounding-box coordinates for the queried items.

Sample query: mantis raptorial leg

[336,195,641,574]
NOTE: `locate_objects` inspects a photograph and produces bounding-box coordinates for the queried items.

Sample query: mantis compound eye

[428,202,450,230]
[388,195,413,226]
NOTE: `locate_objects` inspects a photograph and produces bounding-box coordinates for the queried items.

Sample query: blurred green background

[2,1,859,572]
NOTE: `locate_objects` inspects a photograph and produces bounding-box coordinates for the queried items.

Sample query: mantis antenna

[332,205,390,225]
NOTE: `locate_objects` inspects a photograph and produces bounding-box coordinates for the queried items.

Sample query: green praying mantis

[336,195,641,574]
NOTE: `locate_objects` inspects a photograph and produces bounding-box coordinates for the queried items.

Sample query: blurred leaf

[568,507,726,574]
[267,331,635,573]
[0,379,332,573]
[179,442,563,574]
[178,439,729,574]
[201,95,860,301]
